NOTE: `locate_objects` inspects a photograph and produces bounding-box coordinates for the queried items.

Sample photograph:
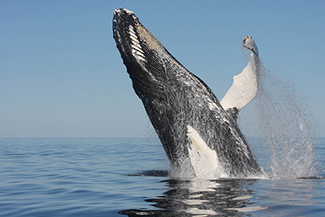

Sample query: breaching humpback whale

[113,8,264,178]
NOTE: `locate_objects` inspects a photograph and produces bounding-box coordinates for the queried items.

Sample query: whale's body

[113,8,263,178]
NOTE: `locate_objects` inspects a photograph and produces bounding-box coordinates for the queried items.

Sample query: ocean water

[0,137,324,217]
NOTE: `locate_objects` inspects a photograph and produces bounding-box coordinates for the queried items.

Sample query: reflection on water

[119,178,267,216]
[268,179,317,207]
[0,138,322,216]
[119,171,323,216]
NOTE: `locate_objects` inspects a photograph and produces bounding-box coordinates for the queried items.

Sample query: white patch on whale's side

[187,125,228,178]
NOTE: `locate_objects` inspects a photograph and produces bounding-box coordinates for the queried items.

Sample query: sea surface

[0,137,324,217]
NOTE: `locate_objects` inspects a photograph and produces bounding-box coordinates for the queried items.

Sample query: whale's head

[113,8,202,165]
[113,8,172,100]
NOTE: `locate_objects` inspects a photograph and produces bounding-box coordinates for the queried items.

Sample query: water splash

[163,43,319,179]
[250,57,319,179]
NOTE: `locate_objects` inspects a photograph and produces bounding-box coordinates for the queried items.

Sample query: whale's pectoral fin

[220,36,260,121]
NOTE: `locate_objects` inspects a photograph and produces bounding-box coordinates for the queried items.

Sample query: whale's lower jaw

[113,8,264,178]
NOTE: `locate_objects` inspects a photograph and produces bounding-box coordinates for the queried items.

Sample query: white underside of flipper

[187,125,228,178]
[220,36,260,113]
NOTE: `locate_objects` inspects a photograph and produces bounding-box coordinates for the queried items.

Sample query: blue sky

[0,1,324,137]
